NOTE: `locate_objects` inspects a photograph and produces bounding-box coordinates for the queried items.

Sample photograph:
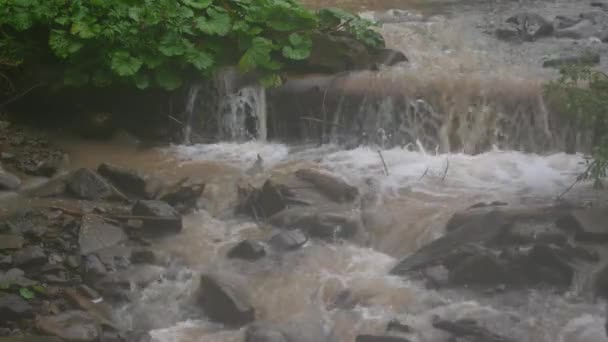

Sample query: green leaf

[195,8,230,36]
[181,0,212,9]
[282,33,312,60]
[260,73,282,87]
[19,287,35,300]
[158,33,187,56]
[142,54,163,69]
[110,51,142,76]
[155,68,182,90]
[32,285,47,295]
[71,21,95,39]
[49,30,82,58]
[186,49,214,71]
[134,72,150,89]
[239,37,280,72]
[128,7,143,22]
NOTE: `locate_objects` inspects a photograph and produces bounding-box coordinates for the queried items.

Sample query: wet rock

[100,265,165,291]
[97,163,148,199]
[554,20,599,39]
[66,255,81,269]
[543,53,600,68]
[305,32,373,73]
[432,317,515,342]
[0,235,24,250]
[130,248,158,264]
[0,294,33,320]
[295,168,358,203]
[158,179,205,212]
[94,246,132,272]
[556,209,608,242]
[423,265,450,289]
[245,323,289,342]
[64,288,116,328]
[0,169,21,190]
[448,250,512,286]
[198,273,255,326]
[504,12,553,41]
[25,176,68,198]
[36,310,101,341]
[372,48,409,69]
[79,215,127,255]
[83,254,108,280]
[237,180,294,219]
[227,240,266,261]
[0,337,64,341]
[495,25,520,42]
[270,207,361,240]
[0,268,36,287]
[553,15,581,29]
[67,168,127,201]
[12,246,46,268]
[132,200,182,234]
[391,211,511,275]
[356,336,411,342]
[527,244,574,285]
[386,319,413,334]
[269,230,308,251]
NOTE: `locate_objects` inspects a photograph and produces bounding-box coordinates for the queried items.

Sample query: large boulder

[66,168,127,201]
[35,310,101,341]
[198,273,255,326]
[269,207,361,240]
[97,163,149,199]
[79,215,127,255]
[0,294,33,320]
[157,178,205,213]
[131,200,182,234]
[295,168,358,203]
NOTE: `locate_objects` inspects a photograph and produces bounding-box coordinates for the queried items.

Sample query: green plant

[19,287,35,300]
[0,0,384,90]
[546,65,608,187]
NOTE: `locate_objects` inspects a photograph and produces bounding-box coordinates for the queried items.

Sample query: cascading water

[182,83,202,145]
[218,86,267,141]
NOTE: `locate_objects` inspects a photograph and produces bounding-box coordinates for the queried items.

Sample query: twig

[557,162,594,199]
[417,167,430,181]
[0,82,44,108]
[377,150,389,176]
[441,158,450,182]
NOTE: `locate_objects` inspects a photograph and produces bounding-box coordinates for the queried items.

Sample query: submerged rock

[270,207,361,240]
[79,215,127,255]
[269,229,308,251]
[198,273,255,326]
[36,310,101,341]
[295,168,358,203]
[67,168,127,201]
[131,200,182,234]
[227,240,266,261]
[0,294,33,320]
[97,163,148,199]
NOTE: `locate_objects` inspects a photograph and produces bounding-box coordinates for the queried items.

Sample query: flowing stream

[55,1,608,341]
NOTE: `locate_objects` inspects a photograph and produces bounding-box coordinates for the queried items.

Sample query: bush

[0,0,384,90]
[546,65,608,186]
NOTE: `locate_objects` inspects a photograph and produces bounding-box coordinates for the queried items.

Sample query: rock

[245,323,289,342]
[227,240,266,261]
[83,254,108,280]
[526,244,574,285]
[0,294,33,320]
[198,273,255,326]
[553,15,581,29]
[505,12,553,41]
[64,288,116,328]
[591,1,608,10]
[78,215,127,255]
[131,200,182,234]
[270,207,361,240]
[0,169,21,190]
[371,48,408,69]
[448,250,512,286]
[25,177,68,198]
[554,20,599,39]
[66,255,81,269]
[423,265,450,289]
[356,336,411,342]
[158,179,205,212]
[386,319,413,334]
[0,268,36,287]
[391,211,511,275]
[236,180,294,219]
[556,209,608,242]
[495,25,521,42]
[12,246,46,268]
[431,317,515,342]
[67,168,127,201]
[543,53,600,68]
[269,229,308,251]
[305,32,374,73]
[97,163,148,199]
[0,235,24,250]
[295,168,358,203]
[36,310,100,341]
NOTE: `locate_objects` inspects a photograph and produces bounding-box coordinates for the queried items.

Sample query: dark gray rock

[386,319,413,334]
[553,15,581,29]
[305,32,374,73]
[158,179,205,212]
[295,168,358,203]
[0,235,24,250]
[554,20,599,39]
[543,53,600,68]
[227,240,266,261]
[132,200,182,234]
[0,294,33,320]
[270,207,361,240]
[495,25,521,42]
[556,209,608,242]
[35,310,100,341]
[432,317,515,342]
[198,273,255,326]
[79,215,127,255]
[269,230,308,251]
[0,268,36,287]
[236,180,293,219]
[67,168,127,201]
[0,169,21,190]
[448,250,512,286]
[372,49,408,69]
[97,163,148,199]
[356,336,411,342]
[391,211,511,275]
[504,12,553,41]
[83,254,107,280]
[12,246,46,268]
[245,323,289,342]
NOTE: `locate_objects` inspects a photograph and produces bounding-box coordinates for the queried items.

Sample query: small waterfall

[182,83,202,145]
